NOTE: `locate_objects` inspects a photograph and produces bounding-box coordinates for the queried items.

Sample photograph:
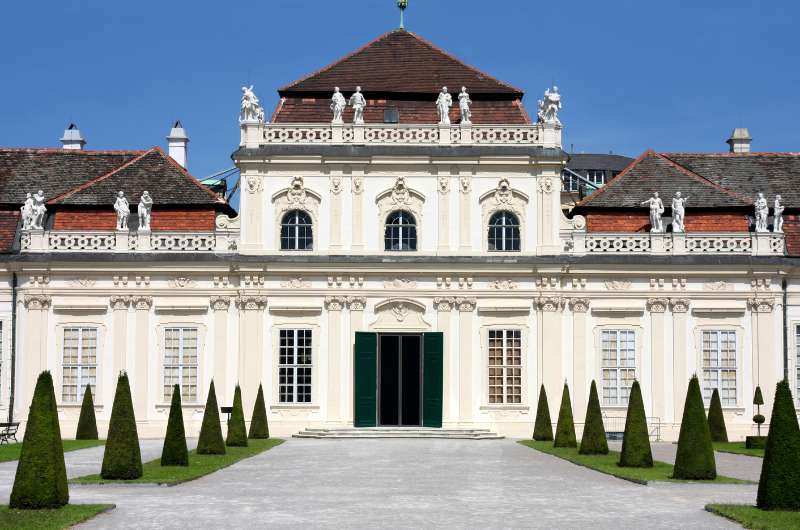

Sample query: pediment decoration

[479,178,529,228]
[272,177,322,236]
[369,298,430,331]
[376,177,425,221]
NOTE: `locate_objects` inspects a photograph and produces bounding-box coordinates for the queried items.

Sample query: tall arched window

[281,210,313,251]
[488,211,520,251]
[385,210,417,251]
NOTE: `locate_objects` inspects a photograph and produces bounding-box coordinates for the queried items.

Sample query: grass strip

[519,440,750,484]
[71,438,283,486]
[714,442,764,458]
[706,504,800,530]
[0,440,105,463]
[0,504,114,530]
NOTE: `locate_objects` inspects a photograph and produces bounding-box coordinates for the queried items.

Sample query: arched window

[385,210,417,251]
[280,210,313,251]
[488,211,520,251]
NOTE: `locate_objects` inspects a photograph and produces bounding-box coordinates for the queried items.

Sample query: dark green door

[422,332,444,427]
[354,332,378,427]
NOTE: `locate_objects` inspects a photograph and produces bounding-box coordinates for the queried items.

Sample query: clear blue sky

[1,0,798,183]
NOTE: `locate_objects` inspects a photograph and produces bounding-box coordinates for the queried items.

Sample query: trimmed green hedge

[101,372,142,480]
[673,375,716,480]
[197,380,225,455]
[75,384,98,440]
[532,385,553,441]
[757,379,800,510]
[248,384,270,439]
[579,380,608,455]
[707,388,728,443]
[553,382,577,448]
[160,385,189,467]
[226,384,248,447]
[618,380,653,468]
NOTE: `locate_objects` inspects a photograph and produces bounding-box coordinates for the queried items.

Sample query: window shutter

[353,332,378,427]
[422,332,444,428]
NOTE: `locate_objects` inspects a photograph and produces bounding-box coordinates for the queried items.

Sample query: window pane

[279,329,313,403]
[62,327,98,403]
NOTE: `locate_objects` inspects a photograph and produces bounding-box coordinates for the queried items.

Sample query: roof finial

[397,0,408,30]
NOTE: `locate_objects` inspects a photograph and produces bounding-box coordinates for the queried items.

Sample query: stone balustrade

[20,229,238,253]
[564,232,785,256]
[248,122,561,149]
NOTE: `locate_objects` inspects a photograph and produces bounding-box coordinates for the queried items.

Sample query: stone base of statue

[459,122,473,143]
[438,124,452,145]
[24,229,46,251]
[240,118,264,149]
[136,230,152,252]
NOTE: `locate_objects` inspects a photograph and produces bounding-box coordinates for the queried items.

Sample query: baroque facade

[1,29,797,439]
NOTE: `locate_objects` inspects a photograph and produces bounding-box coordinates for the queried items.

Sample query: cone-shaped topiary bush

[757,379,800,510]
[707,388,728,443]
[75,383,98,440]
[248,384,270,439]
[673,375,716,480]
[101,372,142,480]
[226,384,248,447]
[532,384,553,441]
[619,380,653,467]
[754,385,764,406]
[197,380,225,455]
[160,385,189,466]
[10,371,68,509]
[553,382,577,448]
[579,380,608,455]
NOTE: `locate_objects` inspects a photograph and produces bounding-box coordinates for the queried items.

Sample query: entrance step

[293,427,504,440]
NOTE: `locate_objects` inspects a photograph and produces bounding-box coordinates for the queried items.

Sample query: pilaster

[456,298,476,422]
[240,169,264,252]
[434,297,457,422]
[210,296,231,407]
[670,298,690,422]
[458,171,472,251]
[647,298,668,419]
[536,296,564,419]
[351,169,364,250]
[749,297,777,412]
[345,298,366,423]
[109,296,130,387]
[20,295,51,418]
[329,169,343,250]
[236,295,267,415]
[569,298,589,421]
[437,168,450,252]
[131,295,152,419]
[324,297,345,422]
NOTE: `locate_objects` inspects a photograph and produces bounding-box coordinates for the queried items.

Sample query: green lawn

[519,440,750,484]
[71,438,283,486]
[714,442,764,458]
[706,504,800,530]
[0,440,105,463]
[0,504,114,530]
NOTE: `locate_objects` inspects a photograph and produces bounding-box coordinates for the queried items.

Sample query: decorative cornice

[131,296,153,310]
[748,297,775,313]
[646,298,669,313]
[535,296,564,312]
[23,294,51,310]
[210,296,232,311]
[236,295,268,311]
[109,295,130,310]
[669,298,690,313]
[568,298,590,313]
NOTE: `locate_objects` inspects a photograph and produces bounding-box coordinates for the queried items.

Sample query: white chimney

[167,120,189,168]
[726,127,752,153]
[60,123,86,150]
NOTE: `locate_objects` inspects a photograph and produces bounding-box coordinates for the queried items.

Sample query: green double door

[354,332,443,428]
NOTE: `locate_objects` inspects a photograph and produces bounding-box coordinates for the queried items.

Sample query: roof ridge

[48,148,156,204]
[663,151,800,157]
[657,153,752,204]
[574,149,653,208]
[0,147,147,155]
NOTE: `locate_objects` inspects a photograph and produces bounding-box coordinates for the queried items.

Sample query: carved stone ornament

[24,294,51,310]
[647,298,669,313]
[109,296,130,310]
[169,277,196,288]
[281,278,311,289]
[370,299,431,330]
[433,297,455,312]
[392,303,409,322]
[535,296,564,312]
[704,281,731,291]
[236,296,268,310]
[604,280,632,290]
[569,298,589,313]
[347,296,367,311]
[210,296,231,311]
[131,296,153,310]
[287,177,308,206]
[325,296,347,311]
[330,176,343,195]
[384,278,417,289]
[438,176,450,194]
[351,176,364,195]
[571,215,587,231]
[669,298,690,313]
[494,178,514,204]
[537,177,554,194]
[70,277,96,288]
[245,175,263,194]
[390,177,412,206]
[748,297,775,313]
[489,279,518,290]
[459,176,471,194]
[455,297,477,312]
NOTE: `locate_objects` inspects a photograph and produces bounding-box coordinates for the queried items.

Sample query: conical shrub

[75,383,98,440]
[226,384,248,447]
[160,385,188,466]
[10,371,68,509]
[532,385,553,441]
[618,380,653,467]
[553,382,577,448]
[757,379,800,510]
[579,380,608,454]
[101,372,142,480]
[197,380,225,455]
[673,375,716,480]
[707,388,728,443]
[248,384,270,439]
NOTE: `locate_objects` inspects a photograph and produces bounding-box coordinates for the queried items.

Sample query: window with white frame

[702,330,736,406]
[62,327,97,403]
[488,329,522,404]
[279,329,312,403]
[601,329,636,405]
[163,327,198,402]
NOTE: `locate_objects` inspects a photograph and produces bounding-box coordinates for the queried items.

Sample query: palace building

[1,29,798,440]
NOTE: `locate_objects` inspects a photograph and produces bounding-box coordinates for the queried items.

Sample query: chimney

[726,127,752,153]
[167,120,189,168]
[60,123,86,150]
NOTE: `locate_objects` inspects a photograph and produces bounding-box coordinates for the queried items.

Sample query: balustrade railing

[20,229,238,253]
[564,231,785,256]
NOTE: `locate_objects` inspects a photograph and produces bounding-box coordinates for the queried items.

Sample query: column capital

[210,296,232,311]
[131,296,153,310]
[236,295,267,311]
[23,294,51,310]
[455,297,477,312]
[568,298,590,313]
[346,296,367,311]
[109,295,130,310]
[324,296,347,311]
[748,297,775,313]
[669,298,690,313]
[433,297,455,312]
[646,297,669,313]
[535,296,564,312]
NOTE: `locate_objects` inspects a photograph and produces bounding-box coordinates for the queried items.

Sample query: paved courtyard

[0,438,758,529]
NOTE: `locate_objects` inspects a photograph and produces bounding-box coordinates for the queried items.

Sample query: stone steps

[293,427,504,440]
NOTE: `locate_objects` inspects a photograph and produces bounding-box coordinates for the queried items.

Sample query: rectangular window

[62,327,97,403]
[163,327,198,402]
[561,170,578,192]
[601,330,636,405]
[488,329,522,404]
[703,330,736,406]
[279,329,312,403]
[586,170,607,186]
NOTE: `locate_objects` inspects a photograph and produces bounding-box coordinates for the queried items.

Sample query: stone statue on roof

[20,192,34,230]
[774,195,784,233]
[31,190,46,230]
[330,87,347,124]
[537,86,562,126]
[240,85,264,123]
[641,192,664,233]
[436,87,453,125]
[138,191,153,232]
[458,87,472,124]
[671,191,689,233]
[349,86,367,125]
[114,191,130,231]
[755,192,768,232]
